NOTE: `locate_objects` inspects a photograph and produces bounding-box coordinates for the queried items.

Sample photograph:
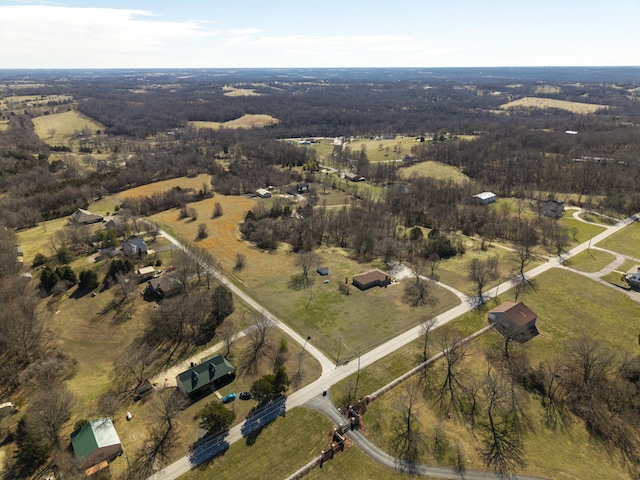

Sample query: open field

[343,137,418,162]
[118,174,213,200]
[565,248,616,272]
[189,114,279,130]
[222,85,263,96]
[32,110,104,146]
[181,407,333,480]
[578,211,618,225]
[596,221,640,259]
[535,85,562,94]
[398,160,468,184]
[499,97,608,114]
[0,119,8,132]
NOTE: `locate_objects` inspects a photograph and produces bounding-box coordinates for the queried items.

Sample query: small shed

[352,269,391,290]
[71,418,122,470]
[317,266,329,276]
[176,354,236,397]
[473,192,496,205]
[136,266,156,280]
[624,265,640,289]
[488,302,537,340]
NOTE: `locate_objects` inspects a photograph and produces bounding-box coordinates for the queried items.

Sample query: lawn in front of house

[558,216,606,247]
[596,221,640,259]
[181,407,333,480]
[565,248,616,272]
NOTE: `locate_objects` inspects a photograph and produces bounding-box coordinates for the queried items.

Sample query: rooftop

[489,301,537,327]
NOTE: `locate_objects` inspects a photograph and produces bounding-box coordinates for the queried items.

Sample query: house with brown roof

[488,301,538,341]
[352,269,391,290]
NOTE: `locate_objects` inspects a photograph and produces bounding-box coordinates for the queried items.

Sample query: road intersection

[148,211,636,479]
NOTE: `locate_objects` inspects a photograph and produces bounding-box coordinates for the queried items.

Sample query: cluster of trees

[387,321,640,477]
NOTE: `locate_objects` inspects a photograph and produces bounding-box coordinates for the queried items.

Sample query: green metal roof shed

[71,417,122,467]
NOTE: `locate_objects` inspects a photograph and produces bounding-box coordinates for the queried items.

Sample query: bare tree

[403,260,435,307]
[433,327,471,415]
[467,255,499,306]
[391,379,426,471]
[242,316,275,373]
[133,388,186,478]
[425,253,441,278]
[479,366,525,476]
[219,320,239,357]
[289,251,323,290]
[419,317,437,374]
[539,360,570,429]
[29,386,75,448]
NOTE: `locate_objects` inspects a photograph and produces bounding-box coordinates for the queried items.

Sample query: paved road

[148,212,636,479]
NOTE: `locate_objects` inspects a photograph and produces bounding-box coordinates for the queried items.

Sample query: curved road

[148,212,636,480]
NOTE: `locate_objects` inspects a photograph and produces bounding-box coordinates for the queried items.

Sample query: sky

[0,0,639,69]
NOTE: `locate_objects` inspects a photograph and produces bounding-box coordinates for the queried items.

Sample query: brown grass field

[189,114,279,130]
[222,85,263,96]
[32,110,104,146]
[399,160,469,184]
[499,97,608,114]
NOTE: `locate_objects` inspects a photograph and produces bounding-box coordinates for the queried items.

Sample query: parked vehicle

[221,393,236,404]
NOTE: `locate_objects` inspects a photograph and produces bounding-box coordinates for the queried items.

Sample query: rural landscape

[1,67,640,480]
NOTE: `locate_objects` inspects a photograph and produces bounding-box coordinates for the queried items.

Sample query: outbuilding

[71,208,104,225]
[256,188,272,198]
[71,418,122,473]
[352,269,391,290]
[472,192,496,205]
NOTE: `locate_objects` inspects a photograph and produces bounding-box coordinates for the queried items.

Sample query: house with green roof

[71,417,122,469]
[176,354,236,397]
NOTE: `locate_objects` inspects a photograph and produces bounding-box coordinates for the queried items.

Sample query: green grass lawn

[343,137,418,162]
[398,160,468,184]
[596,221,640,259]
[250,255,461,360]
[558,216,606,247]
[434,242,544,296]
[565,248,616,272]
[181,407,334,480]
[579,211,618,225]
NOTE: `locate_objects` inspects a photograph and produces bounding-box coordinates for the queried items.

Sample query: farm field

[32,110,104,146]
[189,114,279,130]
[342,136,418,162]
[398,160,468,184]
[222,85,262,96]
[499,97,608,114]
[596,221,640,259]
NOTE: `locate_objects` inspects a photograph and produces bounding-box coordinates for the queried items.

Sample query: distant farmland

[499,97,608,114]
[32,110,104,145]
[190,114,279,130]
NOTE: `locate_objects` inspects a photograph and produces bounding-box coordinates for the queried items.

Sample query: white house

[473,192,496,205]
[256,188,272,198]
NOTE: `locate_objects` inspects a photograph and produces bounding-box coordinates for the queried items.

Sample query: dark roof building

[71,418,122,471]
[285,182,310,195]
[122,237,148,257]
[176,354,236,397]
[317,266,329,276]
[352,269,391,290]
[144,276,183,300]
[542,200,565,218]
[344,172,365,182]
